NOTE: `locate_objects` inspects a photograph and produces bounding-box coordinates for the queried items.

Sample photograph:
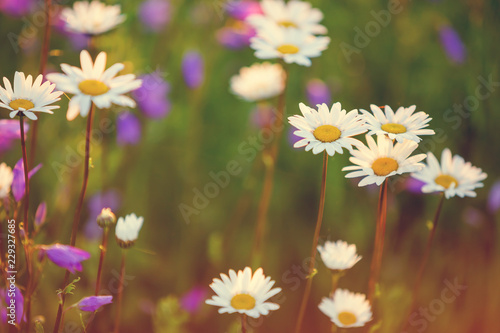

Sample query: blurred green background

[0,0,499,332]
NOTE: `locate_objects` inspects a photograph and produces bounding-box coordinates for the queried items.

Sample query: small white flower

[288,102,366,156]
[250,25,330,67]
[362,105,435,143]
[342,135,427,187]
[46,50,142,121]
[0,72,62,120]
[317,240,362,271]
[115,213,144,247]
[206,267,281,318]
[61,1,125,35]
[230,62,285,102]
[319,289,372,328]
[0,163,13,199]
[411,148,487,199]
[247,0,327,35]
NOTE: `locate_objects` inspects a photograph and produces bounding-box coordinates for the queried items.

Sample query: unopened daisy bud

[115,213,144,248]
[97,208,116,228]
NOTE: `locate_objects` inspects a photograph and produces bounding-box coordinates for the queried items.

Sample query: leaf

[57,277,81,296]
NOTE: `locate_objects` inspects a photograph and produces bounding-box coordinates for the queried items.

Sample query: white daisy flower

[342,135,426,187]
[0,72,62,120]
[61,1,125,35]
[411,148,487,199]
[230,62,285,102]
[319,289,372,328]
[362,105,435,143]
[206,267,281,318]
[317,240,362,271]
[46,50,142,121]
[288,102,366,156]
[247,0,327,35]
[0,163,14,199]
[115,213,144,248]
[250,25,330,67]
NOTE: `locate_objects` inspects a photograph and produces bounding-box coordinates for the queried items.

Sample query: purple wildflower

[76,295,113,312]
[0,0,34,16]
[288,126,301,147]
[12,158,42,202]
[438,25,466,64]
[0,119,28,154]
[182,51,204,89]
[226,0,262,20]
[306,79,331,107]
[216,22,256,49]
[132,72,171,119]
[139,0,170,32]
[34,202,47,228]
[250,105,275,129]
[488,180,500,213]
[180,286,207,313]
[117,111,142,146]
[40,244,91,273]
[1,284,24,324]
[84,190,121,240]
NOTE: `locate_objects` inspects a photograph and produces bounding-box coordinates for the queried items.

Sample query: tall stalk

[295,151,329,333]
[114,251,127,333]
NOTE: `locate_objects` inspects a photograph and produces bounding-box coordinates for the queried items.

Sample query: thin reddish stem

[295,151,329,333]
[95,227,109,295]
[114,251,127,333]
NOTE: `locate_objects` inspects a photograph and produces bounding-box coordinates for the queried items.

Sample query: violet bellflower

[0,119,28,154]
[438,25,466,64]
[117,111,142,146]
[40,244,91,273]
[132,71,171,119]
[306,79,331,107]
[180,286,207,314]
[76,295,113,311]
[34,202,47,228]
[84,190,121,240]
[12,158,42,202]
[139,0,171,32]
[1,284,24,325]
[182,51,204,89]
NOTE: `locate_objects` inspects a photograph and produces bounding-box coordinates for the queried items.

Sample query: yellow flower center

[372,157,399,176]
[9,99,35,110]
[313,125,341,142]
[230,294,256,310]
[278,20,297,28]
[338,311,357,326]
[435,174,458,189]
[78,79,109,96]
[277,44,299,54]
[381,123,407,134]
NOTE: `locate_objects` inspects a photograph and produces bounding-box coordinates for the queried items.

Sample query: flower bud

[97,208,116,228]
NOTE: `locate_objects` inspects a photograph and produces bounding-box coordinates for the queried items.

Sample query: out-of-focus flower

[139,0,170,32]
[226,0,262,21]
[12,159,42,202]
[319,289,372,328]
[53,10,91,50]
[116,213,144,248]
[132,71,171,119]
[0,0,34,16]
[488,180,500,213]
[96,208,116,228]
[362,105,435,143]
[182,51,204,89]
[317,240,362,271]
[0,119,27,154]
[39,244,91,273]
[84,190,121,240]
[343,135,426,187]
[0,163,13,199]
[116,111,141,146]
[0,72,62,120]
[34,202,47,228]
[250,104,275,129]
[231,62,285,102]
[247,0,326,35]
[438,25,466,64]
[1,285,24,325]
[411,148,487,199]
[288,102,366,156]
[46,50,142,121]
[404,177,425,194]
[180,286,207,314]
[216,21,256,49]
[306,79,331,107]
[288,126,301,147]
[250,26,330,67]
[61,1,125,35]
[206,267,281,318]
[76,295,113,311]
[462,206,485,228]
